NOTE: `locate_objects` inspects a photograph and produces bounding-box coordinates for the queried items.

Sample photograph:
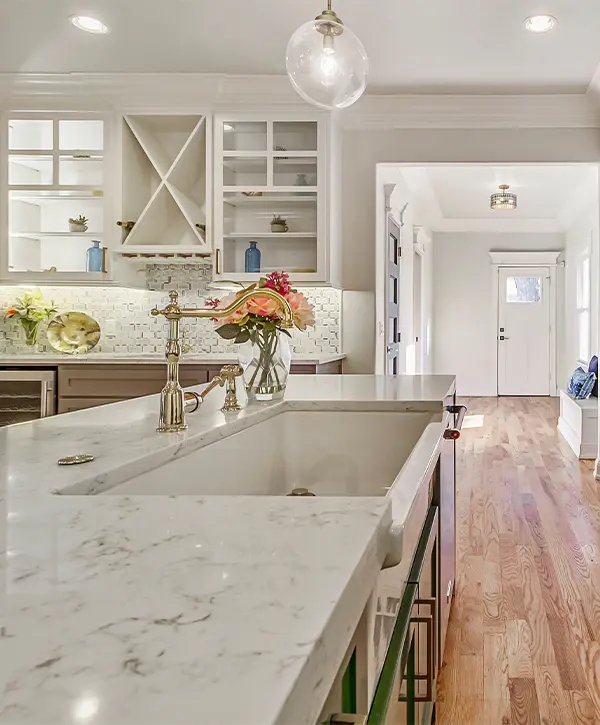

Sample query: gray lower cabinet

[56,361,343,413]
[57,365,209,413]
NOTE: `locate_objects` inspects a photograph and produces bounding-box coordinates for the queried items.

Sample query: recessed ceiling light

[524,15,557,33]
[69,15,110,34]
[223,123,234,132]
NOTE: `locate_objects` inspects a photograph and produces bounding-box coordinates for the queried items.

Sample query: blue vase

[245,241,261,273]
[86,240,103,272]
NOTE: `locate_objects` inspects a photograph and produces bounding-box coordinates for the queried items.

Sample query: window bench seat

[558,389,598,459]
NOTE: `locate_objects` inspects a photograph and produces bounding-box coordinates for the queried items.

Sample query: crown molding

[0,72,309,112]
[1,73,600,129]
[342,93,600,129]
[432,218,564,234]
[489,250,563,265]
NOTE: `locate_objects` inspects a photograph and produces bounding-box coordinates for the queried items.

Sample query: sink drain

[287,487,316,497]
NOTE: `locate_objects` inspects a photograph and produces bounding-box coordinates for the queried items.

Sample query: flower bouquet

[207,272,315,401]
[4,289,57,346]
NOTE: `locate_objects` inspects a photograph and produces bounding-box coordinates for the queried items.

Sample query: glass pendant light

[286,0,369,110]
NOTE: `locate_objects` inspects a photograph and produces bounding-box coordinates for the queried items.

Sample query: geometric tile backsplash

[0,263,341,356]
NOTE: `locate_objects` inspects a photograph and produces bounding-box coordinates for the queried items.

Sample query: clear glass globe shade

[286,19,369,110]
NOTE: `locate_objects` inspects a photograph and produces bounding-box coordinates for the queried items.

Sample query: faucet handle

[151,290,182,318]
[220,365,243,413]
[220,364,243,380]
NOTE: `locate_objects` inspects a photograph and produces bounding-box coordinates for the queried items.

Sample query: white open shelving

[214,115,326,283]
[115,114,211,262]
[2,113,110,282]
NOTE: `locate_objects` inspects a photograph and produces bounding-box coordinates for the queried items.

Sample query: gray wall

[432,232,565,396]
[340,128,600,373]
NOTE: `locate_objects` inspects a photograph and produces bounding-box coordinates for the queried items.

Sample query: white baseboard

[558,417,597,459]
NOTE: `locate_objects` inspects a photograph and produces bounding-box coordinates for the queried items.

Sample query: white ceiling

[2,0,600,94]
[399,165,598,232]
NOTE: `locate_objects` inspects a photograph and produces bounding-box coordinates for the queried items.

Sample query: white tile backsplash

[0,264,341,356]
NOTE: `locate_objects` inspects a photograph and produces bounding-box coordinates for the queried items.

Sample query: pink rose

[247,296,280,318]
[287,292,315,330]
[215,293,249,326]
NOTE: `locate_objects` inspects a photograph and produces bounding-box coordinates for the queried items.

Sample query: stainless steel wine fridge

[0,369,56,426]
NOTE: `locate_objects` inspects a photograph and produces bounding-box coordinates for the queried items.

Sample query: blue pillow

[589,356,598,397]
[579,371,597,400]
[569,366,596,399]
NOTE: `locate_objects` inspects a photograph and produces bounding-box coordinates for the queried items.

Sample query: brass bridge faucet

[151,288,294,432]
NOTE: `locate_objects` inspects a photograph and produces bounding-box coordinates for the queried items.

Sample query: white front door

[498,266,551,396]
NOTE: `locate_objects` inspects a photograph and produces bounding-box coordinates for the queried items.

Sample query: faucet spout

[151,287,294,327]
[151,287,293,432]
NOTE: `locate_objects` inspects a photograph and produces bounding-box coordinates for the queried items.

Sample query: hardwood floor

[436,397,600,725]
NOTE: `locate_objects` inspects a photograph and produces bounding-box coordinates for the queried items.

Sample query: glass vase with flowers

[207,272,315,402]
[4,289,57,347]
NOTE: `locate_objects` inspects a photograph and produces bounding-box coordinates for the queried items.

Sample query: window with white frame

[576,253,591,364]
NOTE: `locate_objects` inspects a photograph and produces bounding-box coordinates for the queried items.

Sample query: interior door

[413,250,423,374]
[386,214,401,375]
[498,266,551,396]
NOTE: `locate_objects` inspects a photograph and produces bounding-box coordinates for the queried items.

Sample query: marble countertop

[0,353,346,366]
[0,375,455,725]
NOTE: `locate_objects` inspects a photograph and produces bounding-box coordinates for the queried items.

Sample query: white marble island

[0,375,455,725]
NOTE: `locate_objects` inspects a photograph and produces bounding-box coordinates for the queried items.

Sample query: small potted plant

[270,214,289,233]
[4,289,57,346]
[69,215,89,233]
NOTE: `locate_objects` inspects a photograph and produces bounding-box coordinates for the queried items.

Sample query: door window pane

[59,156,103,186]
[273,121,317,151]
[9,119,53,150]
[389,233,398,264]
[506,276,541,303]
[273,157,317,187]
[389,276,398,305]
[223,122,267,151]
[59,120,104,151]
[9,155,53,185]
[222,157,267,187]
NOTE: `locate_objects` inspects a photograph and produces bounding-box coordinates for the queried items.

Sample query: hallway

[437,397,600,724]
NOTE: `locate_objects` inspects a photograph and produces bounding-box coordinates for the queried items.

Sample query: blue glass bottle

[86,240,103,272]
[245,241,261,273]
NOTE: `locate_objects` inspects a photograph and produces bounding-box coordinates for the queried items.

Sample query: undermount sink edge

[58,406,446,577]
[96,409,438,498]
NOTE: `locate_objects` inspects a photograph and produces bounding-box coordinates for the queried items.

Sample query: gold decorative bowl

[46,312,101,354]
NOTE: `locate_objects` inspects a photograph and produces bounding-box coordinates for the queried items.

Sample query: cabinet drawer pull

[446,579,453,603]
[215,248,222,274]
[443,404,468,439]
[413,597,436,703]
[330,715,367,725]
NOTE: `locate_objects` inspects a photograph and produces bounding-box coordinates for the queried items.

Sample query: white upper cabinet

[213,114,331,284]
[114,114,212,264]
[2,113,112,283]
[1,107,339,286]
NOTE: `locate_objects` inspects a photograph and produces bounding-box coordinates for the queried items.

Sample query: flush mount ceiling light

[69,15,110,34]
[524,14,557,33]
[286,0,369,110]
[490,185,518,211]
